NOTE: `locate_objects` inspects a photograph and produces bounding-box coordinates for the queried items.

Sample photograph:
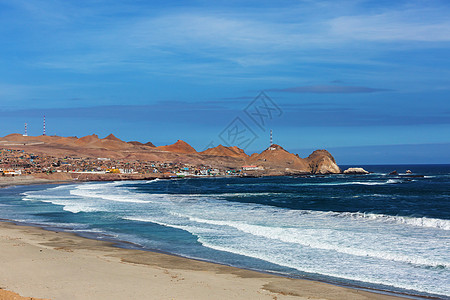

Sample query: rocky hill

[245,145,340,174]
[157,140,197,154]
[305,150,341,174]
[201,145,248,158]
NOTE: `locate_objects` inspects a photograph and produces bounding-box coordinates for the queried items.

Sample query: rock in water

[306,150,341,174]
[343,167,369,174]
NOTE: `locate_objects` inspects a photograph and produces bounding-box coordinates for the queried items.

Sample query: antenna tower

[43,115,46,136]
[23,123,28,136]
[270,129,273,146]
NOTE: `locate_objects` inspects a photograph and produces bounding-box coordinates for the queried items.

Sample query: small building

[242,165,260,171]
[0,169,22,176]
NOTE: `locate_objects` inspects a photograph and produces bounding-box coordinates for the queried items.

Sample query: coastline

[0,220,408,300]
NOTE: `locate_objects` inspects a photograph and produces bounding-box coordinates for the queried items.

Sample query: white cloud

[329,9,450,42]
[9,0,449,77]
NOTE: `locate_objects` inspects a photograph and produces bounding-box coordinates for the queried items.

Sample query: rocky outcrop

[305,150,341,174]
[343,167,369,174]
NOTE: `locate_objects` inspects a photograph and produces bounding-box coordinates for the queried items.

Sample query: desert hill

[103,133,122,142]
[73,134,133,150]
[157,140,197,154]
[128,141,156,147]
[0,134,341,174]
[128,141,144,146]
[201,145,248,158]
[247,144,309,173]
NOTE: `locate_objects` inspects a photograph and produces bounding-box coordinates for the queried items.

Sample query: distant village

[0,148,261,178]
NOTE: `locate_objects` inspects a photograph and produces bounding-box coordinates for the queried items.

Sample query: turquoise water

[0,164,449,299]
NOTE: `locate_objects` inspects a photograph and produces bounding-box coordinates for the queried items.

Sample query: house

[0,169,22,176]
[242,165,260,171]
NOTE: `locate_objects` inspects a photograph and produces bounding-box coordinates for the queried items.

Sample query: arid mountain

[128,141,156,147]
[201,145,248,158]
[76,134,100,146]
[74,134,133,150]
[0,134,341,174]
[103,133,122,142]
[157,140,197,154]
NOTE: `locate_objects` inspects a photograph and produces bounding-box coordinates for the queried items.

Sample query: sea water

[0,164,449,299]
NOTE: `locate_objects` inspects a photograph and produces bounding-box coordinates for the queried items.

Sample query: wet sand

[0,176,55,187]
[0,221,407,300]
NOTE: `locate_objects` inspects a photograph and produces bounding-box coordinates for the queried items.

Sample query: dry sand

[0,222,408,300]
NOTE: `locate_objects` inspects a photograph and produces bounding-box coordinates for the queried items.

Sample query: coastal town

[0,148,247,178]
[0,132,344,185]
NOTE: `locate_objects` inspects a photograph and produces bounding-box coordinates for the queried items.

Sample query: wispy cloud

[1,101,448,128]
[266,85,391,94]
[329,8,450,42]
[6,0,447,78]
[219,96,255,100]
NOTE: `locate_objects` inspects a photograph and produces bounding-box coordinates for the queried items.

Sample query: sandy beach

[0,220,408,300]
[0,173,164,189]
[0,176,56,188]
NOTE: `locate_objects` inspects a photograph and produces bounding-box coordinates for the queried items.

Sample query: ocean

[0,164,449,299]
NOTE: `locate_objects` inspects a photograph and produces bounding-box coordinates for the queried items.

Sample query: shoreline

[0,220,411,300]
[0,180,442,299]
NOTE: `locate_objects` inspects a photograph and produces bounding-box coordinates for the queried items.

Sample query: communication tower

[43,115,46,136]
[270,129,273,146]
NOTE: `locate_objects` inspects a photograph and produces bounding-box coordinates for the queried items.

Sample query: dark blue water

[0,164,449,298]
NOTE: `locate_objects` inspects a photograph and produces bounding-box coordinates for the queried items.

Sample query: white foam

[145,178,162,183]
[69,185,150,203]
[323,211,450,231]
[186,216,449,268]
[195,238,447,296]
[123,214,450,296]
[289,180,401,186]
[20,180,450,297]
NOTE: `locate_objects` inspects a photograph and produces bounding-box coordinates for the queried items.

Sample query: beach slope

[0,222,405,300]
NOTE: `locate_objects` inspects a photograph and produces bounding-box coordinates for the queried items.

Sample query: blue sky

[0,0,449,164]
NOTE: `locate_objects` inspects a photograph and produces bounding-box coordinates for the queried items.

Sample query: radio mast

[270,129,273,146]
[43,115,46,136]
